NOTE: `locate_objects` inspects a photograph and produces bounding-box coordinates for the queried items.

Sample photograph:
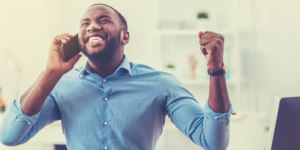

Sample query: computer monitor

[266,96,300,150]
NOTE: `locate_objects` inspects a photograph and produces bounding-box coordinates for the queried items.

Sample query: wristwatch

[207,63,227,76]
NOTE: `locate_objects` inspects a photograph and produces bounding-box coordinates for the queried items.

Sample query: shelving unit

[180,79,248,86]
[148,0,248,111]
[154,29,233,36]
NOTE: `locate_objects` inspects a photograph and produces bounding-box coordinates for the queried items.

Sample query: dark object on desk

[55,144,67,150]
[266,96,300,150]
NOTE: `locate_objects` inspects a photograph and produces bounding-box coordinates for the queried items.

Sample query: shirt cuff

[203,100,236,120]
[10,98,41,125]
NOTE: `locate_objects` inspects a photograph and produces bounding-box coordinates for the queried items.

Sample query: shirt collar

[79,55,132,78]
[113,55,132,76]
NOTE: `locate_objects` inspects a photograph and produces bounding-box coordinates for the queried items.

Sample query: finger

[200,45,208,55]
[199,38,216,45]
[53,36,63,45]
[203,42,221,54]
[198,31,205,38]
[61,38,67,44]
[63,36,71,41]
[63,33,74,38]
[67,54,82,66]
[200,32,223,39]
[204,31,217,34]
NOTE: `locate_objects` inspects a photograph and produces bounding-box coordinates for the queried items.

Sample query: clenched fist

[199,31,224,71]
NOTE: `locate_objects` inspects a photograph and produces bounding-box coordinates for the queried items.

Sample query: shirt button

[104,146,108,149]
[103,79,106,82]
[104,97,108,101]
[104,121,108,125]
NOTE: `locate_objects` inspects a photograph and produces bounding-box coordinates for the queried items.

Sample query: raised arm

[0,33,81,146]
[199,31,230,113]
[21,33,81,116]
[160,31,233,150]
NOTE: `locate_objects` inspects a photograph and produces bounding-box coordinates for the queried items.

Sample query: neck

[88,52,124,78]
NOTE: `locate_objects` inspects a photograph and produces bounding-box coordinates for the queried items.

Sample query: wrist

[207,63,226,76]
[207,63,223,71]
[44,69,63,80]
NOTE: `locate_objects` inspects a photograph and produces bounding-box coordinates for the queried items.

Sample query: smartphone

[63,34,81,62]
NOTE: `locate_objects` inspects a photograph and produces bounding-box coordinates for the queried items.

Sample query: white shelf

[179,79,248,86]
[155,29,233,36]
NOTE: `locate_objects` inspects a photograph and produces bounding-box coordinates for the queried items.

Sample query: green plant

[166,64,175,69]
[197,12,209,19]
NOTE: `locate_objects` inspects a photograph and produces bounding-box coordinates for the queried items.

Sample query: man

[0,4,234,150]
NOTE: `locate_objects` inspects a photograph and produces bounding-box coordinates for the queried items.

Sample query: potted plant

[165,63,176,75]
[196,12,209,29]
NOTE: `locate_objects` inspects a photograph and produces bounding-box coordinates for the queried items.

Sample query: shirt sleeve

[158,72,235,150]
[0,94,61,146]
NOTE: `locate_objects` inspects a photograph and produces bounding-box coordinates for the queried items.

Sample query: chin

[86,44,106,54]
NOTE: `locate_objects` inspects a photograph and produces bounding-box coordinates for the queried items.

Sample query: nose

[87,21,101,32]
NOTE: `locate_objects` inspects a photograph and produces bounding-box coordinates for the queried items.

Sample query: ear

[120,30,129,45]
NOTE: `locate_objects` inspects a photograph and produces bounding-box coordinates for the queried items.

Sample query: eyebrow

[80,15,111,23]
[97,15,111,20]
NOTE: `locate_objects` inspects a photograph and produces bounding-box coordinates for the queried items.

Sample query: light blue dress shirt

[0,55,234,150]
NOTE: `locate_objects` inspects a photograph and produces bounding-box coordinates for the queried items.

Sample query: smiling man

[0,4,234,150]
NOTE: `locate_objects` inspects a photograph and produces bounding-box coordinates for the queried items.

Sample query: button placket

[102,78,109,150]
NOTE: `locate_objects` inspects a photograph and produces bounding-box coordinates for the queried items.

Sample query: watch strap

[207,68,225,76]
[207,63,227,76]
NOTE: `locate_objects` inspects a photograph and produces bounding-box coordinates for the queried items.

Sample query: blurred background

[1,0,300,150]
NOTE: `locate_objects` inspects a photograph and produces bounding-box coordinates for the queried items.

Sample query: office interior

[0,0,300,150]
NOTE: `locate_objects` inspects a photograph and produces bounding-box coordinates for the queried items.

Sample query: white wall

[247,0,300,111]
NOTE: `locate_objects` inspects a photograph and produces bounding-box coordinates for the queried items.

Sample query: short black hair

[90,3,128,31]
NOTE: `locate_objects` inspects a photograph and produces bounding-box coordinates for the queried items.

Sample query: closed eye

[81,22,89,27]
[99,19,111,23]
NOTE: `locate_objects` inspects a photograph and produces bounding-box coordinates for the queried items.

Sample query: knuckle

[57,35,63,39]
[199,40,204,45]
[219,35,224,41]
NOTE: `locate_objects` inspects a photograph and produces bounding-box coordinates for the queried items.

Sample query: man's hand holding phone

[46,33,82,77]
[19,33,81,116]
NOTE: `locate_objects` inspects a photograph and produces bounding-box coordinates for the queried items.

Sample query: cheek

[78,30,86,45]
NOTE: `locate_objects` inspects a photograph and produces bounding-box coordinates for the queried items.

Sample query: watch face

[207,69,214,75]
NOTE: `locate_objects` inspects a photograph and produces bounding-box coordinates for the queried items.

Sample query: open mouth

[84,33,107,46]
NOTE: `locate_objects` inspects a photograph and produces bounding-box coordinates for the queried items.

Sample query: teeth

[89,36,102,42]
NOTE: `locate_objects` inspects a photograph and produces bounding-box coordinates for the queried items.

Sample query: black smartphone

[63,34,81,62]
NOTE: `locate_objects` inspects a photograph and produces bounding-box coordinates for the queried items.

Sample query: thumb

[198,31,205,38]
[67,54,82,67]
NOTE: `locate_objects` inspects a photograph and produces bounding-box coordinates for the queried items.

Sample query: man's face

[78,5,122,63]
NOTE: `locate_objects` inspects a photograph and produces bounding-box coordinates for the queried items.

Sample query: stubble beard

[81,31,121,64]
